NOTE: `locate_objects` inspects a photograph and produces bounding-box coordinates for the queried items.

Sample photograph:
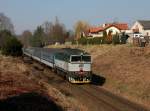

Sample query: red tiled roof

[89,23,128,33]
[113,23,128,30]
[89,27,104,33]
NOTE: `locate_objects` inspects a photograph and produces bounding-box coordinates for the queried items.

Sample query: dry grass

[38,81,88,111]
[47,44,150,108]
[0,55,88,111]
[0,56,41,99]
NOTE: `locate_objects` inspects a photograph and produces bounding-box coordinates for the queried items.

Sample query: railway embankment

[47,44,150,108]
[0,55,87,111]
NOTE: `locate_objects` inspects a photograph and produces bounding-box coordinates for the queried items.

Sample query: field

[47,44,150,108]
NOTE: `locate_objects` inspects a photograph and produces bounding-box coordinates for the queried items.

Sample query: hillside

[0,55,87,111]
[47,44,150,108]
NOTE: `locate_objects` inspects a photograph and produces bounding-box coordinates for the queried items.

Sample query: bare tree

[42,21,53,44]
[0,13,14,34]
[74,20,90,40]
[52,17,66,43]
[42,17,67,44]
[20,30,32,47]
[42,21,52,35]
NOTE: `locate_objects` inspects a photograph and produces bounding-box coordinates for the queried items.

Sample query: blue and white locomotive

[23,47,92,83]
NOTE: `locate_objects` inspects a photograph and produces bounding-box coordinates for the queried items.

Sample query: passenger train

[23,47,92,83]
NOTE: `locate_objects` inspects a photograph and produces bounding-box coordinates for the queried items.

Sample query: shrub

[72,40,77,45]
[120,33,128,44]
[106,30,113,44]
[74,37,107,45]
[73,34,128,45]
[78,37,88,45]
[0,30,12,49]
[112,34,120,45]
[2,37,23,56]
[92,37,99,44]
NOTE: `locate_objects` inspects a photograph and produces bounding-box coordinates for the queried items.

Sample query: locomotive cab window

[82,55,91,62]
[71,55,91,62]
[71,56,81,62]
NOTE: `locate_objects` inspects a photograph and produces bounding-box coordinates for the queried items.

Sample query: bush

[0,30,12,49]
[112,34,120,45]
[72,40,77,45]
[90,37,103,44]
[73,34,128,45]
[76,37,105,45]
[2,37,23,56]
[120,34,128,44]
[78,37,88,45]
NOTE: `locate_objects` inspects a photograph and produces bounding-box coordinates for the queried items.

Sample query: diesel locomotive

[23,47,92,83]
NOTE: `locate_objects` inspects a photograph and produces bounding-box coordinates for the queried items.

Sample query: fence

[133,36,150,47]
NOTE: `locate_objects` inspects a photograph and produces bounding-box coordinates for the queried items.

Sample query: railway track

[81,85,149,111]
[27,60,150,111]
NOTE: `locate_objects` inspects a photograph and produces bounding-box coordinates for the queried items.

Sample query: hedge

[73,37,106,45]
[72,34,128,45]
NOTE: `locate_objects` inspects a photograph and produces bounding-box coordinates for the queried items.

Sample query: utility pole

[0,19,2,30]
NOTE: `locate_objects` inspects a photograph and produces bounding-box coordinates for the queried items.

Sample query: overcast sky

[0,0,150,34]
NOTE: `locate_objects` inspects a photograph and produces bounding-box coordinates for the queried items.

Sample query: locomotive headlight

[69,76,75,82]
[83,78,87,81]
[70,77,75,81]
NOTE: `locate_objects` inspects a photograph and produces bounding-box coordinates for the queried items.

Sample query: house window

[147,32,149,36]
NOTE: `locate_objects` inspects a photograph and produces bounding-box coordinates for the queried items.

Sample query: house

[87,23,129,38]
[127,20,150,45]
[131,20,150,37]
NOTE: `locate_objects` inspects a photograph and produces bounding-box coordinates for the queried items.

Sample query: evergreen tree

[106,30,113,44]
[120,32,128,44]
[30,26,45,47]
[112,33,120,45]
[2,37,22,56]
[102,31,107,44]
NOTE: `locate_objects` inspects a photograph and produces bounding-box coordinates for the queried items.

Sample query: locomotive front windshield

[82,56,91,62]
[71,56,81,62]
[71,55,91,62]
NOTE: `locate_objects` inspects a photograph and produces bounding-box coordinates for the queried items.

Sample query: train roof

[44,48,89,56]
[26,47,90,56]
[61,48,89,56]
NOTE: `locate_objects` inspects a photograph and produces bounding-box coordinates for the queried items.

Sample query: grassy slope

[47,44,150,107]
[0,55,87,111]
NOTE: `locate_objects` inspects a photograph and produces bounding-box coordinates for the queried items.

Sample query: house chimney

[102,24,106,27]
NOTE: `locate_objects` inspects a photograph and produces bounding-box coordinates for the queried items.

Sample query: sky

[0,0,150,34]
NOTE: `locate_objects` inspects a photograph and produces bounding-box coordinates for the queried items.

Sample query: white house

[105,25,121,35]
[131,20,150,37]
[87,23,129,38]
[126,20,150,44]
